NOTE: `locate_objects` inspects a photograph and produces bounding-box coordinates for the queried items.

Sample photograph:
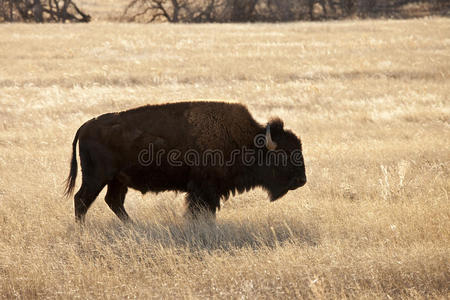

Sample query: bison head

[258,119,306,201]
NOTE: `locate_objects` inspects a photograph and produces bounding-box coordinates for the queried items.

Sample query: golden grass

[0,18,449,298]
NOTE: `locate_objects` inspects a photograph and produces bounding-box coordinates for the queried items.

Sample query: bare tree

[123,0,231,23]
[0,0,90,22]
[230,0,258,22]
[123,0,185,22]
[121,0,450,22]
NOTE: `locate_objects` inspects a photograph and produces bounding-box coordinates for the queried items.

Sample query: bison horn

[265,125,277,150]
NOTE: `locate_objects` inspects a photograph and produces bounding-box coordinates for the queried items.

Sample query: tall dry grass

[0,18,449,298]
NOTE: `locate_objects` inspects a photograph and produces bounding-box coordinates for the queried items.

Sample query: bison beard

[64,101,306,222]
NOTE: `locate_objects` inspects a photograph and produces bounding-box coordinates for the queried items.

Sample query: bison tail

[64,128,81,197]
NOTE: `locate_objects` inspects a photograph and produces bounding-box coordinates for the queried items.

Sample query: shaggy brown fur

[185,102,261,152]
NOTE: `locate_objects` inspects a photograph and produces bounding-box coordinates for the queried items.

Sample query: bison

[65,101,306,222]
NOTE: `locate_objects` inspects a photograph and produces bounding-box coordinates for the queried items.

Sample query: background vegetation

[0,17,449,298]
[1,0,449,22]
[0,0,90,22]
[123,0,450,22]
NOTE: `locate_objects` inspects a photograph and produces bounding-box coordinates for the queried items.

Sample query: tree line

[122,0,449,22]
[1,0,448,23]
[0,0,90,22]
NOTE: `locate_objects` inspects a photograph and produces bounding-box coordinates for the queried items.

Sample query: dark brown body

[65,101,306,222]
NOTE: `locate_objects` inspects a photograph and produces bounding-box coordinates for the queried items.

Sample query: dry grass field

[0,18,449,298]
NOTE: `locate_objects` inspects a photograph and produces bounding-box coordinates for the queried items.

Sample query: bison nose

[297,176,307,187]
[290,176,307,190]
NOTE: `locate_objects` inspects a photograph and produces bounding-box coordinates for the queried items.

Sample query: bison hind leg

[105,180,129,222]
[74,180,106,223]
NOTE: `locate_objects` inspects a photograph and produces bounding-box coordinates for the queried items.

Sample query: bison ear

[268,118,284,131]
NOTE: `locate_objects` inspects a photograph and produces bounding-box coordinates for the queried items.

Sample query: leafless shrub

[122,0,450,22]
[0,0,90,22]
[123,0,236,23]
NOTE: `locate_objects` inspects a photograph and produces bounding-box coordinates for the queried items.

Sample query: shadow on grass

[71,215,320,259]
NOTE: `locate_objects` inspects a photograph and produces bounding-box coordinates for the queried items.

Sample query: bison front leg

[185,192,219,220]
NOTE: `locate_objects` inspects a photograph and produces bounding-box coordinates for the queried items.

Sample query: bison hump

[184,103,260,152]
